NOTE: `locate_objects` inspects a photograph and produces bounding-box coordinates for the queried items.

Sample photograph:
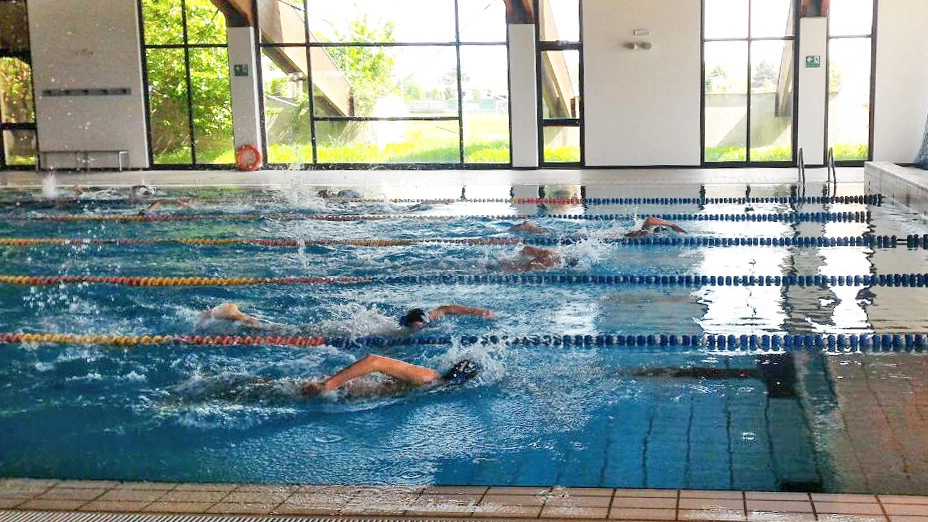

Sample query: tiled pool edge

[4,479,928,521]
[865,162,928,217]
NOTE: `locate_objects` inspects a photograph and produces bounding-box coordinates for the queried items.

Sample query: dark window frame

[0,0,38,170]
[138,0,234,168]
[536,0,583,167]
[255,0,512,168]
[701,0,799,167]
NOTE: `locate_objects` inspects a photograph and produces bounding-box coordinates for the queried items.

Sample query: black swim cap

[442,359,480,385]
[399,308,430,327]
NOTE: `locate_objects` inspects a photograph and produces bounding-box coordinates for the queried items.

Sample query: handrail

[827,147,837,185]
[797,147,806,186]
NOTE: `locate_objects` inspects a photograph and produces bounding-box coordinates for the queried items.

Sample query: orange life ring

[235,144,263,171]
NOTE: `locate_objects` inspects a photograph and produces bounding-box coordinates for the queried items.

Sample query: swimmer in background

[301,354,480,397]
[509,216,685,238]
[139,198,193,215]
[199,302,494,332]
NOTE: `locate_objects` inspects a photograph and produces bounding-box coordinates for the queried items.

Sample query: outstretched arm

[310,354,440,393]
[431,304,495,320]
[643,216,686,233]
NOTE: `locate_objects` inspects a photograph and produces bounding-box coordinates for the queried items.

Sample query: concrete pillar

[797,17,828,166]
[508,23,538,168]
[228,26,263,152]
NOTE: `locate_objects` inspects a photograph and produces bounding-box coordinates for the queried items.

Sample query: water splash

[41,174,58,199]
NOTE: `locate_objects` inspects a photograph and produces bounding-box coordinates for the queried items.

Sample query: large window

[0,0,36,168]
[258,0,510,166]
[140,0,234,166]
[703,0,796,164]
[827,0,874,161]
[538,0,581,165]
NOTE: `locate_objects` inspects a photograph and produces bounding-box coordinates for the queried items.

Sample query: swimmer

[301,354,480,396]
[199,302,494,331]
[498,245,561,272]
[399,304,494,330]
[139,198,192,215]
[624,216,686,238]
[131,184,156,198]
[509,220,551,234]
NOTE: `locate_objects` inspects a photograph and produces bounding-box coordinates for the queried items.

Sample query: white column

[797,17,827,166]
[508,24,539,168]
[228,27,263,151]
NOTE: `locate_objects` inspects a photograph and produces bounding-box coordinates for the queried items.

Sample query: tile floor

[4,478,928,521]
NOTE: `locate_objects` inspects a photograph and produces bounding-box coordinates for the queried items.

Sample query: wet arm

[432,304,494,320]
[320,354,440,392]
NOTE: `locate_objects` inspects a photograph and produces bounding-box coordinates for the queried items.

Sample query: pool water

[2,182,928,493]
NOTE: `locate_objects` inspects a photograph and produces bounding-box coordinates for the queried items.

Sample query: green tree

[326,14,396,116]
[751,60,777,90]
[705,65,727,93]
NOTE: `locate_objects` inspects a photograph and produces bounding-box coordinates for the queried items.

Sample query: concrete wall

[872,0,928,163]
[798,17,827,165]
[28,0,149,169]
[582,0,701,166]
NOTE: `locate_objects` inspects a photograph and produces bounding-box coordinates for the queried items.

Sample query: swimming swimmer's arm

[642,216,686,233]
[430,304,495,320]
[307,354,440,393]
[200,302,261,326]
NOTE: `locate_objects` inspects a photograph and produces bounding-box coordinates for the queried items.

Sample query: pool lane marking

[0,194,883,208]
[0,331,925,352]
[1,273,926,287]
[0,211,873,223]
[0,235,917,249]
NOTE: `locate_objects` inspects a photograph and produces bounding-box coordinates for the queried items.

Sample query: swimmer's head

[442,359,480,385]
[650,225,668,233]
[399,308,431,329]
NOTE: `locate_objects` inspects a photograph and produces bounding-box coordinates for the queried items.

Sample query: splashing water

[41,174,58,199]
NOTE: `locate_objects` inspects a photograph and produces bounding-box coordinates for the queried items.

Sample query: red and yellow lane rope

[0,237,523,247]
[0,275,371,287]
[0,332,326,347]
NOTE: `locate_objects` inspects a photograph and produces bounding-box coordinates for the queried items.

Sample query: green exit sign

[805,55,821,68]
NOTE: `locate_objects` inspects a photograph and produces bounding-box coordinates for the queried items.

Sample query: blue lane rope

[0,194,883,208]
[4,331,921,353]
[5,272,928,288]
[0,211,873,223]
[526,234,915,247]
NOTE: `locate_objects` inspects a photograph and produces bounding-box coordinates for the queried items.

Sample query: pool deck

[4,478,928,522]
[0,166,861,189]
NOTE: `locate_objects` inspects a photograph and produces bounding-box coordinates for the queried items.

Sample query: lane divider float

[0,194,883,208]
[0,234,923,249]
[3,273,928,288]
[0,211,873,223]
[1,331,926,352]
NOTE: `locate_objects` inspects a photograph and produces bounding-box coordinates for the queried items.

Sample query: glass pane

[704,0,748,39]
[749,40,793,161]
[750,0,793,38]
[458,0,507,43]
[262,51,313,164]
[259,0,307,44]
[461,46,509,163]
[704,41,748,162]
[142,0,184,45]
[539,0,579,42]
[828,38,871,160]
[186,0,227,45]
[2,129,36,166]
[540,50,579,119]
[0,57,35,124]
[190,47,233,164]
[315,120,460,163]
[829,0,874,36]
[0,0,30,52]
[307,0,456,43]
[543,125,579,163]
[146,48,192,164]
[316,46,458,117]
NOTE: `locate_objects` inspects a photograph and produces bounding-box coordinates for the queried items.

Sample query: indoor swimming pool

[2,181,928,494]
